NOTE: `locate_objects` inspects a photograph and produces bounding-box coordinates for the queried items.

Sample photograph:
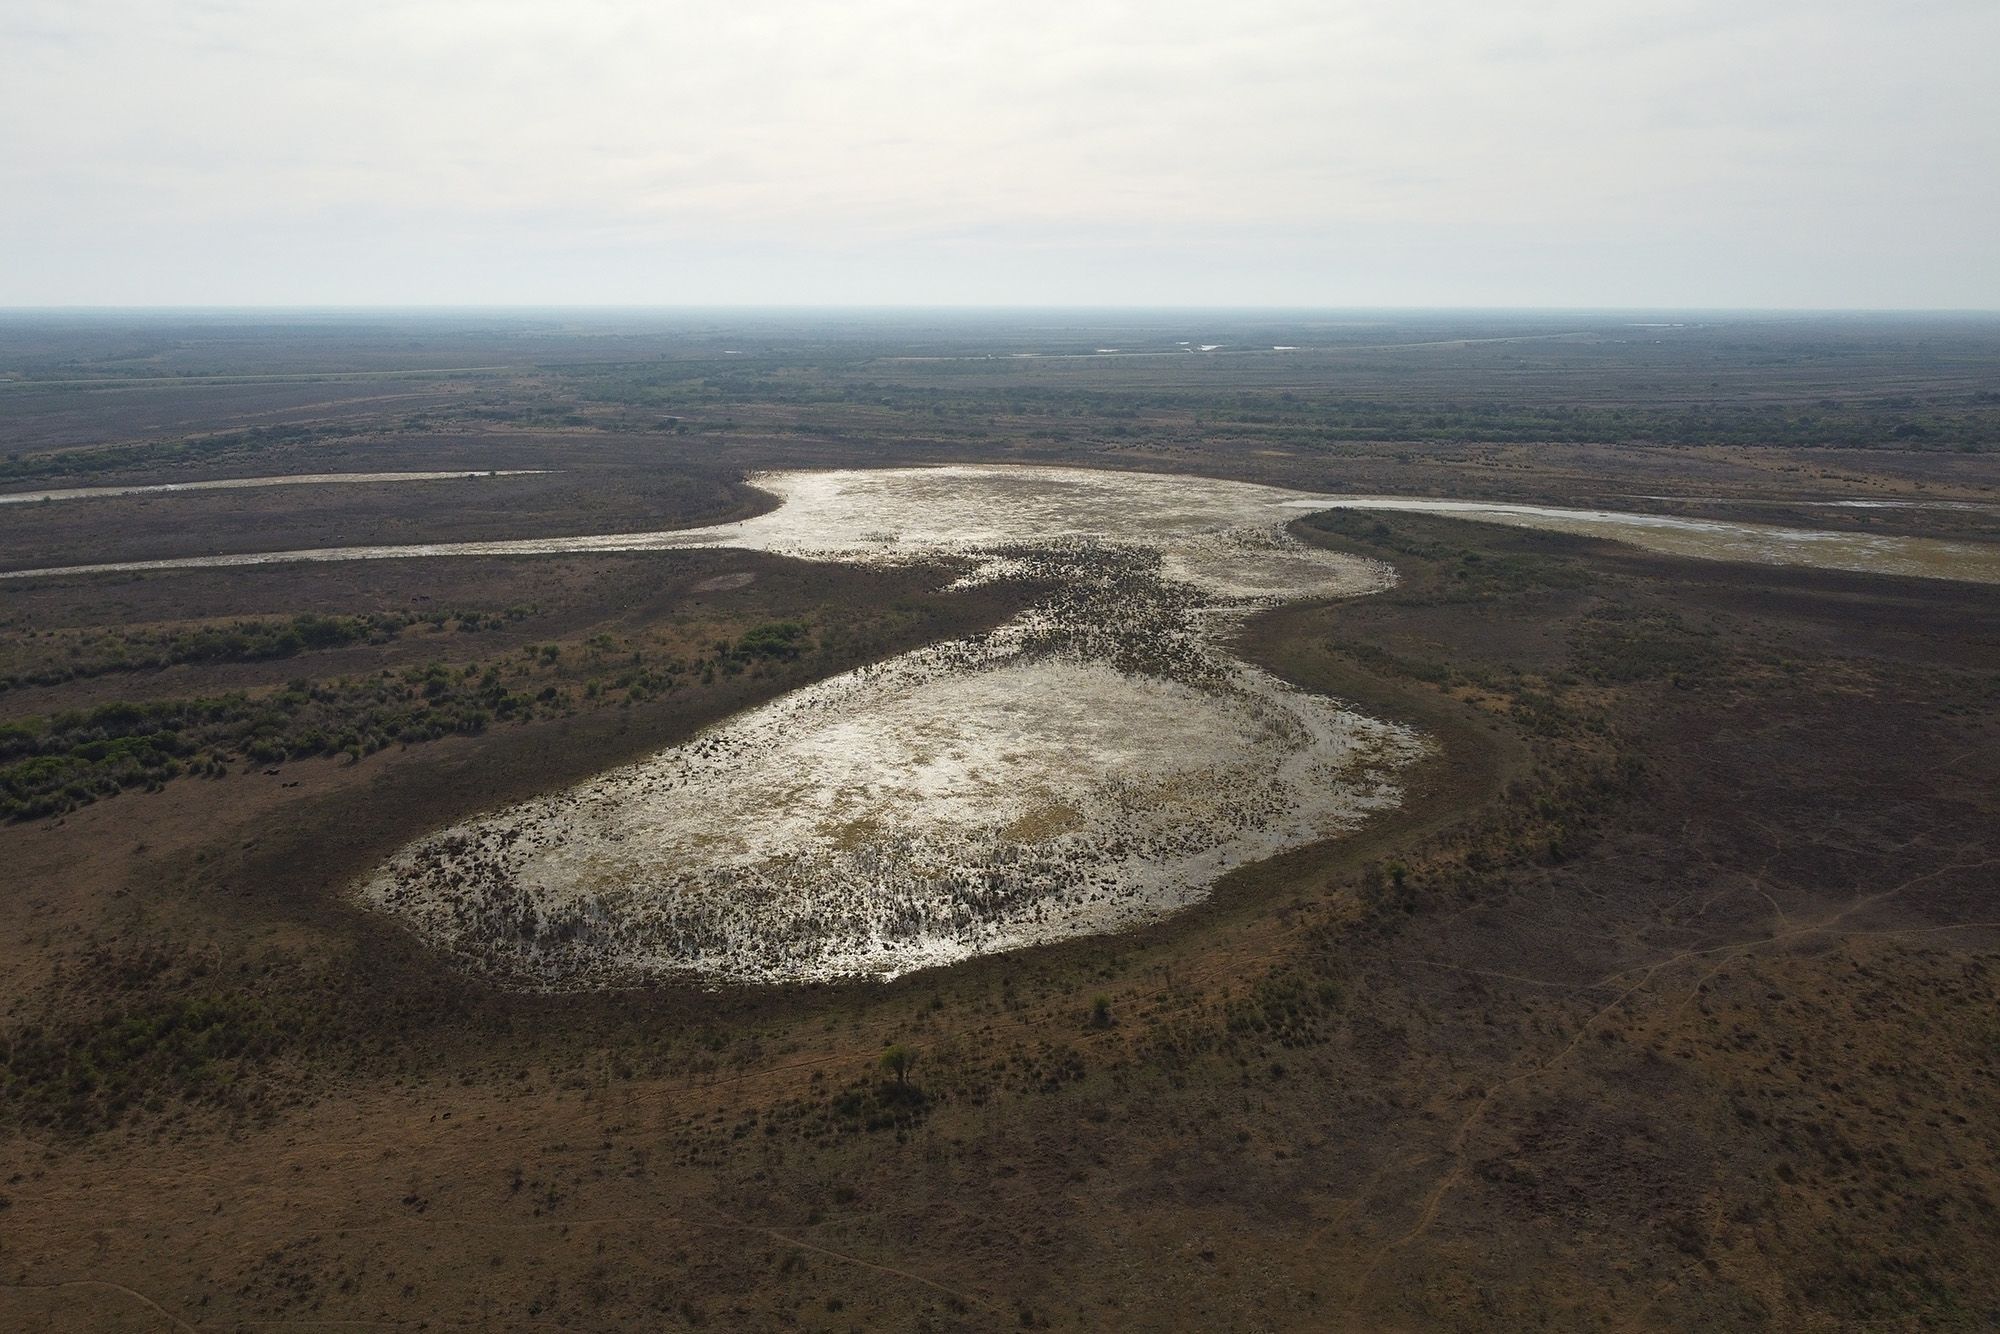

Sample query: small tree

[879,1043,916,1087]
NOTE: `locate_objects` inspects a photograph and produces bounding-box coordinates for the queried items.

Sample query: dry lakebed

[15,464,1997,987]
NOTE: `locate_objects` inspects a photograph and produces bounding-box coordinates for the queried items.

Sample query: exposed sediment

[357,469,1425,987]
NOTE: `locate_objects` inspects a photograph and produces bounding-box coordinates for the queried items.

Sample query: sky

[3,0,1996,308]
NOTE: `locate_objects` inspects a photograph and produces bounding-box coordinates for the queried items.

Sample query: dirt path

[1339,853,2000,1311]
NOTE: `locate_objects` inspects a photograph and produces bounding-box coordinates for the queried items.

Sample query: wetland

[4,311,1999,1333]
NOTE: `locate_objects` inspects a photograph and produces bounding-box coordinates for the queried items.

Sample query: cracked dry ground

[4,511,1999,1331]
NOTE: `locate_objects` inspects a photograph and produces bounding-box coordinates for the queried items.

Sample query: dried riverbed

[17,464,1997,987]
[358,469,1424,987]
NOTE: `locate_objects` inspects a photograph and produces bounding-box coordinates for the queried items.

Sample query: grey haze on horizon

[4,0,1994,310]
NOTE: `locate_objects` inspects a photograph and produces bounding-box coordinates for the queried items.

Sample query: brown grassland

[2,313,1998,1331]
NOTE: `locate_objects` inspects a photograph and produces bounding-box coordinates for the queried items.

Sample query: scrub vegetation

[2,312,1997,1332]
[0,615,950,821]
[0,607,532,690]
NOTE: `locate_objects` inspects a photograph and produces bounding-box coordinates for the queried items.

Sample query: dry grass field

[2,313,1997,1330]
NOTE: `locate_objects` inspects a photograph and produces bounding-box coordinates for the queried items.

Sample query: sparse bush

[878,1043,916,1086]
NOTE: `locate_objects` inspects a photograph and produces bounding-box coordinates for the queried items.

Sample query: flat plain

[2,311,1998,1331]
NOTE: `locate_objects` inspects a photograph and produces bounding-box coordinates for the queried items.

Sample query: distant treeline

[1,608,533,692]
[560,366,2000,451]
[1255,400,2000,451]
[0,424,353,485]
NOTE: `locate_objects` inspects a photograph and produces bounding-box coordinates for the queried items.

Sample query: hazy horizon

[4,304,1997,317]
[6,0,1995,309]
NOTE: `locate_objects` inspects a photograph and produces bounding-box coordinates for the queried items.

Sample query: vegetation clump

[878,1043,917,1086]
[2,969,304,1134]
[0,670,536,820]
[0,607,533,691]
[0,617,836,821]
[0,424,343,484]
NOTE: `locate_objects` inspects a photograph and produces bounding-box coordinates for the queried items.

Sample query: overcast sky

[3,0,1995,307]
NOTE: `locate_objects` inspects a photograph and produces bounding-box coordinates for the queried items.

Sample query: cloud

[3,0,1995,304]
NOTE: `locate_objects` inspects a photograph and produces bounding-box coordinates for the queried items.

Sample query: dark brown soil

[5,314,1999,1331]
[5,508,1997,1332]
